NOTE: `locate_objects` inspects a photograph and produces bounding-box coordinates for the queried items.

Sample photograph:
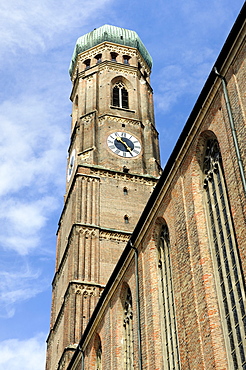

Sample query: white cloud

[0,196,58,255]
[0,95,67,197]
[0,265,45,318]
[0,333,46,370]
[0,93,66,254]
[154,47,215,113]
[0,0,112,58]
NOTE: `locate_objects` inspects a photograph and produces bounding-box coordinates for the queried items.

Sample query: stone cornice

[47,280,105,346]
[70,41,151,82]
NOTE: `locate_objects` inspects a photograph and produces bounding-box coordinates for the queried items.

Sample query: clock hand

[116,136,133,153]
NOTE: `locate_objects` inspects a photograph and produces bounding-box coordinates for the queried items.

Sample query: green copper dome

[69,25,152,76]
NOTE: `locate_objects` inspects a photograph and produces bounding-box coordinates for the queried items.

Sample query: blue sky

[0,1,244,368]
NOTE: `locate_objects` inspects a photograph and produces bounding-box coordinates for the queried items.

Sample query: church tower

[46,25,161,369]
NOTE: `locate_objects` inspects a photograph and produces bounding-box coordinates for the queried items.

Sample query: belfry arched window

[123,287,134,370]
[95,54,102,64]
[158,224,180,369]
[123,55,130,65]
[203,138,246,369]
[113,82,129,109]
[84,59,91,70]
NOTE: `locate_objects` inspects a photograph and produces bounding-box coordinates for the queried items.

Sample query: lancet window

[158,224,180,369]
[96,342,102,370]
[112,82,129,109]
[203,138,246,369]
[123,287,134,370]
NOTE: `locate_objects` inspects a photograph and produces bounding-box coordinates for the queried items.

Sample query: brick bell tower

[46,25,161,369]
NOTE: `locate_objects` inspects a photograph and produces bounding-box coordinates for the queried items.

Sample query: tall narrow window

[203,139,246,369]
[123,288,134,370]
[112,82,129,109]
[158,224,180,369]
[96,342,102,370]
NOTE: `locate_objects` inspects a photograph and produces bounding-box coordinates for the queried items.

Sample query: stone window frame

[203,138,246,369]
[157,223,180,369]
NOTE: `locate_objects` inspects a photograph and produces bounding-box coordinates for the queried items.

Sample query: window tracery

[113,82,129,109]
[123,287,134,370]
[203,138,246,369]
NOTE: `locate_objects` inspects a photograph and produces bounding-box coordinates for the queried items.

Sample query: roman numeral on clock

[107,132,141,157]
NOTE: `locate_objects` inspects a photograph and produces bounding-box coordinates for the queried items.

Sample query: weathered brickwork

[46,26,161,370]
[47,12,246,370]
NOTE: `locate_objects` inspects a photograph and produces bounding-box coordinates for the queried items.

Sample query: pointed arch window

[123,287,134,370]
[203,139,246,369]
[158,224,180,369]
[96,342,102,370]
[113,82,129,109]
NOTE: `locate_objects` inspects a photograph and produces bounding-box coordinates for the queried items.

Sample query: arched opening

[112,82,129,109]
[157,223,180,369]
[124,215,129,224]
[202,138,246,368]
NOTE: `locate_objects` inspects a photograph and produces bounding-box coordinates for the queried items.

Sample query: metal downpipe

[130,241,143,370]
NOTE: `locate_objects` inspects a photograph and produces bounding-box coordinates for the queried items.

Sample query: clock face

[107,132,141,158]
[67,149,76,182]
